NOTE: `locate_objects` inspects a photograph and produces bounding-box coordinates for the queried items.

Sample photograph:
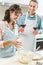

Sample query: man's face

[29,1,38,15]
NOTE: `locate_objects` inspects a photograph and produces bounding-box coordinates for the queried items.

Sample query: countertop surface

[0,50,43,65]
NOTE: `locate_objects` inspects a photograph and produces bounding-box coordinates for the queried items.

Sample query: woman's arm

[3,40,14,47]
[0,21,21,48]
[0,40,14,48]
[3,38,21,48]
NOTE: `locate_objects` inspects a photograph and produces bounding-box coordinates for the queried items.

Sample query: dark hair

[29,0,38,4]
[9,4,20,11]
[3,4,21,23]
[3,9,10,23]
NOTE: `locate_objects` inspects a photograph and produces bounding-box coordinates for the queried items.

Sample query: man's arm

[17,13,26,26]
[33,15,42,35]
[37,15,43,33]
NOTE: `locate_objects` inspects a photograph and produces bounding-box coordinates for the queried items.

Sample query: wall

[0,4,43,21]
[0,6,9,20]
[0,0,43,20]
[0,5,28,21]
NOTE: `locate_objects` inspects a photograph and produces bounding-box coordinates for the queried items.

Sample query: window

[36,0,43,16]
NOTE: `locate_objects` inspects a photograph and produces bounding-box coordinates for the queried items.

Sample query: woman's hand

[3,37,22,48]
[13,38,22,48]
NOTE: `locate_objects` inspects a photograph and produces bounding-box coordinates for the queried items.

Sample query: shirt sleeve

[0,41,4,48]
[0,21,5,34]
[17,13,26,26]
[0,21,5,47]
[37,15,42,30]
[37,15,43,33]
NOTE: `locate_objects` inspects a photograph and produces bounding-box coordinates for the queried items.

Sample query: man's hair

[30,0,38,4]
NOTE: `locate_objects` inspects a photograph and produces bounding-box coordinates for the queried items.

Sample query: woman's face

[10,11,19,23]
[29,1,38,15]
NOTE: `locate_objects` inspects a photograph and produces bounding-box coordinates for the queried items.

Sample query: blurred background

[0,0,43,20]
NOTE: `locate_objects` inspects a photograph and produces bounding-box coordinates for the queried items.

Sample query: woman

[0,4,22,58]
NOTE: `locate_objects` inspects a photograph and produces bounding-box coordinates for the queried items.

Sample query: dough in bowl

[18,51,34,64]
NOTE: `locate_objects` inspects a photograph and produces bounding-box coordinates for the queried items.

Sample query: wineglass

[20,24,26,28]
[33,27,37,30]
[19,24,26,35]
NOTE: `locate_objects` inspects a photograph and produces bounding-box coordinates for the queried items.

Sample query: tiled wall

[0,5,29,21]
[0,5,43,21]
[0,6,9,21]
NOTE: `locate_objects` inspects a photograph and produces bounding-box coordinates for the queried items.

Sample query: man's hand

[33,30,39,35]
[18,27,24,32]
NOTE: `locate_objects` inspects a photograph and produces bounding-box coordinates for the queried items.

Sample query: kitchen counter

[0,50,43,65]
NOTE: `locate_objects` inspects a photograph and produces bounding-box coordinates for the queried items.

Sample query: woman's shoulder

[0,21,5,25]
[0,21,5,31]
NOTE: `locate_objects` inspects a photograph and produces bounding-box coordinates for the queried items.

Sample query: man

[17,0,42,51]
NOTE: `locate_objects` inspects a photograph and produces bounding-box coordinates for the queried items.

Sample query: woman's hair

[3,4,21,23]
[9,4,20,11]
[3,9,10,23]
